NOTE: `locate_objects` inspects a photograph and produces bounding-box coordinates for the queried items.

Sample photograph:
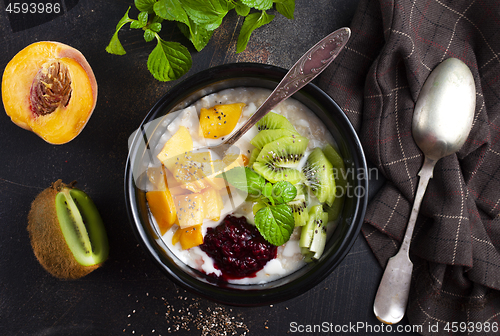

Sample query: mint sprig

[220,166,297,246]
[106,0,296,81]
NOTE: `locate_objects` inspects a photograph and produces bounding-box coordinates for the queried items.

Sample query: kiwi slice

[252,135,308,184]
[323,144,345,171]
[253,161,305,185]
[256,111,297,132]
[289,194,309,226]
[323,144,346,221]
[247,147,260,168]
[250,129,298,149]
[27,180,109,279]
[256,135,309,166]
[303,147,335,206]
[299,205,329,261]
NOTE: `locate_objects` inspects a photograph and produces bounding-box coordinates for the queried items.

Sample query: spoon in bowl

[373,57,476,324]
[207,27,351,159]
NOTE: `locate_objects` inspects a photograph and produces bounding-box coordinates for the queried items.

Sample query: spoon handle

[222,27,351,146]
[373,155,436,324]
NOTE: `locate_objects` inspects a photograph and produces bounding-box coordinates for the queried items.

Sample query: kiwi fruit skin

[27,181,106,279]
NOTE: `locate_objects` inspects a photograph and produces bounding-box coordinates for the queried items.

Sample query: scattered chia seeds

[123,288,249,335]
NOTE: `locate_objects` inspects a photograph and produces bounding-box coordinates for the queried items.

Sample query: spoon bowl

[413,58,476,160]
[373,57,476,324]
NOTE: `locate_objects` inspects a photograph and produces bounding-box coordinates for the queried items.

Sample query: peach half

[1,41,98,144]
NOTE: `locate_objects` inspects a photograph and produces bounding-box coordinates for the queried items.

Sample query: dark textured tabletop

[0,1,419,335]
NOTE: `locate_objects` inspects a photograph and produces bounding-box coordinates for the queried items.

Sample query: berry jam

[200,215,277,280]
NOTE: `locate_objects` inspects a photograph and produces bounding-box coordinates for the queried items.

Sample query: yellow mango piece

[172,225,203,250]
[172,227,182,246]
[157,126,193,171]
[170,151,214,193]
[199,103,245,139]
[179,225,203,250]
[146,189,177,235]
[173,193,204,228]
[147,165,168,190]
[202,188,223,221]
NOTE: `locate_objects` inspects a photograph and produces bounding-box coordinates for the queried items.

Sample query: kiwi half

[27,180,109,279]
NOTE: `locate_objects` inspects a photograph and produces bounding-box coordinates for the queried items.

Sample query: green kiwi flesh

[256,111,297,132]
[253,161,305,185]
[299,205,329,261]
[289,194,309,226]
[256,135,309,166]
[303,148,335,206]
[250,129,298,149]
[27,180,109,279]
[247,147,260,168]
[323,144,346,221]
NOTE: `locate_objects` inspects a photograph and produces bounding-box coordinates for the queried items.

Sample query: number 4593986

[5,2,61,14]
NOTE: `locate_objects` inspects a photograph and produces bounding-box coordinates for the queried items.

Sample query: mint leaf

[255,204,295,246]
[234,1,251,16]
[106,7,134,55]
[236,11,274,53]
[262,182,274,204]
[135,0,157,13]
[182,0,234,30]
[272,181,297,204]
[275,0,295,19]
[177,20,214,52]
[144,29,155,42]
[147,37,192,81]
[138,11,149,26]
[154,0,188,22]
[241,0,273,10]
[155,0,212,51]
[149,22,162,33]
[130,20,144,29]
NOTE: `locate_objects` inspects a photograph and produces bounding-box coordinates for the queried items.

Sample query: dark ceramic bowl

[125,63,368,306]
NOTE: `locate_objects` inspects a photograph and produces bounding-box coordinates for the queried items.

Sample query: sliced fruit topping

[299,204,329,261]
[172,225,203,250]
[288,188,309,226]
[199,103,245,139]
[323,144,346,222]
[157,125,193,171]
[253,161,305,185]
[303,147,335,206]
[256,135,309,166]
[256,111,297,132]
[251,134,308,185]
[146,188,177,235]
[247,147,260,168]
[250,128,298,149]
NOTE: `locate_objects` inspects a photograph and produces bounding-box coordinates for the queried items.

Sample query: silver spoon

[373,57,476,324]
[208,27,351,159]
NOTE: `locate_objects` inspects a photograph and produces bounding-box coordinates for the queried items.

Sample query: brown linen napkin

[318,0,500,334]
